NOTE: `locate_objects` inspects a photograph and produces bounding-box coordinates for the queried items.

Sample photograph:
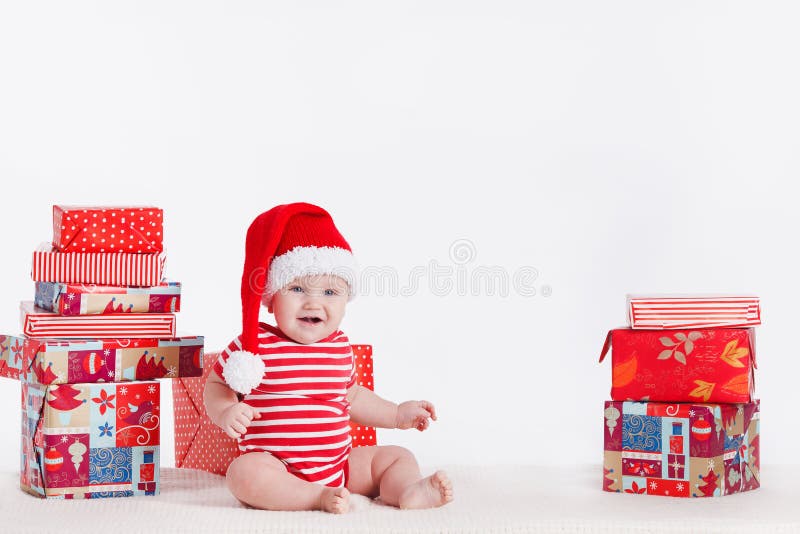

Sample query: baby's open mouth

[299,317,323,324]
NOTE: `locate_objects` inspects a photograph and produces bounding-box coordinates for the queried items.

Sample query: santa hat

[239,202,356,354]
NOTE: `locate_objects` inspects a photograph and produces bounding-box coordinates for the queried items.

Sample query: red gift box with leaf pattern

[599,328,755,403]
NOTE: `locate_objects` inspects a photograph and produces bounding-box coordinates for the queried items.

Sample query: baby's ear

[262,298,273,314]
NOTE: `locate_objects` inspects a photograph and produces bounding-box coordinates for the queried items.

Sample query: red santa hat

[240,203,356,353]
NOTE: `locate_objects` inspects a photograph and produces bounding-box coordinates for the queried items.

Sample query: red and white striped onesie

[214,323,356,487]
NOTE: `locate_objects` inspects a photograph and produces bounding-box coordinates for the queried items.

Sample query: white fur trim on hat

[266,246,357,301]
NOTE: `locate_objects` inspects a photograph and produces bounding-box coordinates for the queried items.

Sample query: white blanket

[0,465,797,533]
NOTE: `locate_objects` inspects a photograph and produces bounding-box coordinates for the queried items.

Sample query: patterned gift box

[35,281,181,316]
[53,206,164,253]
[21,301,176,339]
[1,335,24,380]
[172,351,242,476]
[21,379,160,498]
[599,328,755,403]
[2,335,203,385]
[603,400,760,497]
[627,294,761,330]
[32,243,166,286]
[174,344,376,476]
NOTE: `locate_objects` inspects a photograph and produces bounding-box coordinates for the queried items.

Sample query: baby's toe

[321,487,350,514]
[434,471,451,487]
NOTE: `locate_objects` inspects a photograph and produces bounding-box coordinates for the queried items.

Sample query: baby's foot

[320,487,350,514]
[398,470,454,509]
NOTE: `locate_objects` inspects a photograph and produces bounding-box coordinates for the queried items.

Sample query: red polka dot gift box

[349,345,377,447]
[173,344,376,476]
[53,206,164,254]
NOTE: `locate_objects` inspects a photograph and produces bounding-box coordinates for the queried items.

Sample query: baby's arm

[347,385,437,431]
[204,370,260,439]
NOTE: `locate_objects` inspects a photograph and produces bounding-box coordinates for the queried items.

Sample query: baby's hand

[395,400,437,431]
[219,402,260,439]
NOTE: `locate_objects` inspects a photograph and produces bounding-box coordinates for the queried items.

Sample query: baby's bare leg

[347,445,453,509]
[227,451,349,513]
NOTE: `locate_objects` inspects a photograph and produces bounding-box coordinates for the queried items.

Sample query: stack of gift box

[0,206,204,499]
[601,295,761,497]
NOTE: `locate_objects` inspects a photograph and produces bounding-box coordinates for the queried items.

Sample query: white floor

[0,465,798,533]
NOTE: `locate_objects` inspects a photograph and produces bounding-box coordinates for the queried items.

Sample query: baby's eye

[289,286,303,293]
[323,289,338,296]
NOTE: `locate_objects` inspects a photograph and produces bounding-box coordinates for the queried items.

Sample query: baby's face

[267,275,349,345]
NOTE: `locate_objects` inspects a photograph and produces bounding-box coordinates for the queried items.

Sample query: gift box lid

[626,294,761,329]
[599,327,757,367]
[32,243,167,286]
[20,301,177,339]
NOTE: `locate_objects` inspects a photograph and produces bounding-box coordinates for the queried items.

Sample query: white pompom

[222,351,266,395]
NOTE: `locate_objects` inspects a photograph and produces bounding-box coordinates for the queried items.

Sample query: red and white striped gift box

[20,301,176,339]
[31,243,166,286]
[627,294,761,329]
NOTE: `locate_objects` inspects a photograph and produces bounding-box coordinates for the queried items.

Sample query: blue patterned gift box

[21,379,160,498]
[603,400,759,497]
[35,280,181,315]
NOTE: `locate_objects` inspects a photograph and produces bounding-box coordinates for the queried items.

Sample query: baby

[204,203,453,513]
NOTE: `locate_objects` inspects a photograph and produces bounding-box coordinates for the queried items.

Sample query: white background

[1,2,798,473]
